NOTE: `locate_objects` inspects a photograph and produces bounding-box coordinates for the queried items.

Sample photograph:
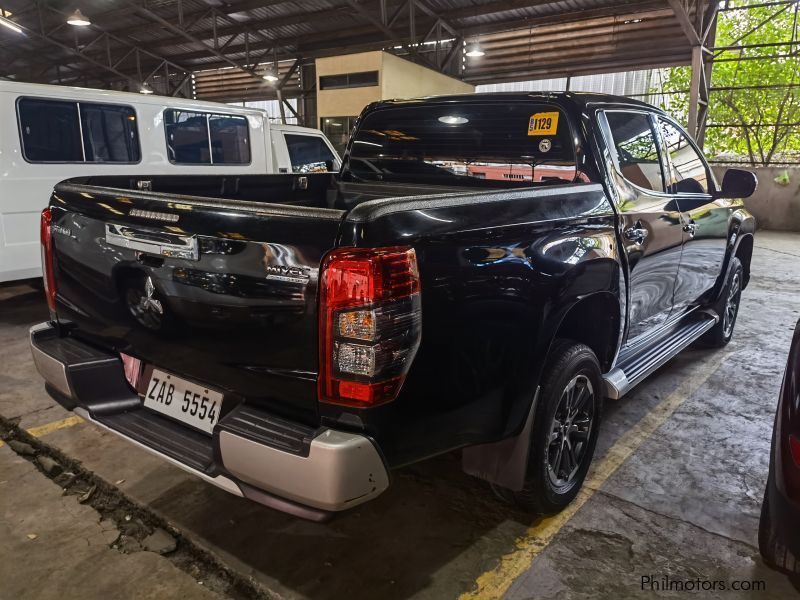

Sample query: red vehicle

[760,318,800,572]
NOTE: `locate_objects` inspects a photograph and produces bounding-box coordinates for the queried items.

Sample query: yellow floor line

[461,350,732,600]
[25,415,84,439]
[1,415,84,449]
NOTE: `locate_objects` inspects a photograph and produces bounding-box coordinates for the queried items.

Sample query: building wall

[380,52,474,100]
[712,165,800,231]
[315,51,473,121]
[315,51,383,120]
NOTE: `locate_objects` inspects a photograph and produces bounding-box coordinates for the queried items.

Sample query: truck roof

[371,91,663,113]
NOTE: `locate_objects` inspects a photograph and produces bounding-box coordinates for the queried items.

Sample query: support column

[688,44,703,140]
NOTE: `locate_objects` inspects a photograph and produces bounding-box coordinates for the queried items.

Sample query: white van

[0,81,340,282]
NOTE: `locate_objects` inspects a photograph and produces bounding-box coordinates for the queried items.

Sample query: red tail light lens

[40,208,57,316]
[318,246,421,407]
[120,353,143,392]
[790,434,800,468]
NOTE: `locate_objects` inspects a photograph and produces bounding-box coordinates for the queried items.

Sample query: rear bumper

[29,322,389,520]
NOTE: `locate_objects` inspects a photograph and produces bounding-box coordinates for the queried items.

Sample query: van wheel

[700,257,743,348]
[514,340,603,514]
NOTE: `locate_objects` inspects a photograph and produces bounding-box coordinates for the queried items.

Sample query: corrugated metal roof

[0,0,706,99]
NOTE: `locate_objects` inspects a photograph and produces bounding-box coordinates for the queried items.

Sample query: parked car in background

[30,92,757,520]
[0,81,340,283]
[760,318,800,573]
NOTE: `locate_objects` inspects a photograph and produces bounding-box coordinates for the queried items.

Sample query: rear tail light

[318,246,421,407]
[121,353,143,392]
[40,208,57,317]
[790,434,800,468]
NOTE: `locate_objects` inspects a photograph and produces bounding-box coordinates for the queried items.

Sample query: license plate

[143,369,222,434]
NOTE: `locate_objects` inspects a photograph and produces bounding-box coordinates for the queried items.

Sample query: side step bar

[603,312,718,399]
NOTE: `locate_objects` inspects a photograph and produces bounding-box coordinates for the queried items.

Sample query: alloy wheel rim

[723,272,741,338]
[547,374,595,488]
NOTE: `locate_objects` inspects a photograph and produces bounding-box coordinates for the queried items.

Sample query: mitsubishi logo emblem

[142,277,163,316]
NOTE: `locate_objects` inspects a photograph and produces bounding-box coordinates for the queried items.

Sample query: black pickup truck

[30,93,757,520]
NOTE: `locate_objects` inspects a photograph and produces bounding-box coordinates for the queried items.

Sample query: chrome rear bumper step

[603,312,718,399]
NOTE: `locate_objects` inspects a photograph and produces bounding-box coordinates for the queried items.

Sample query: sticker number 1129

[528,111,559,136]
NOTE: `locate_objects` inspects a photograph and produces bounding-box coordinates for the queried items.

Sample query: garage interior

[1,0,799,599]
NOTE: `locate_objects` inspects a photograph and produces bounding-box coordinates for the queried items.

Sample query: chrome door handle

[683,223,697,236]
[624,226,648,244]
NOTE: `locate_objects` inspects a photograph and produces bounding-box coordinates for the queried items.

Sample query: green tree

[655,2,800,165]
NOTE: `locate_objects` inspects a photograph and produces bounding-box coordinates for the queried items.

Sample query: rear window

[347,103,580,187]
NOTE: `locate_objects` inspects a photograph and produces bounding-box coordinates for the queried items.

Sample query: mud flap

[461,388,539,492]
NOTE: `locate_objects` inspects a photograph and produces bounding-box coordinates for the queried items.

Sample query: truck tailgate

[49,182,346,426]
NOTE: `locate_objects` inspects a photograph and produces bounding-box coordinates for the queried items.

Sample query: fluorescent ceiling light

[263,73,278,82]
[0,15,23,34]
[465,44,485,58]
[139,83,154,95]
[67,9,91,26]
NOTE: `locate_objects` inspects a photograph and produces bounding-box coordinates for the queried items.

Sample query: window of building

[319,71,379,90]
[603,111,665,192]
[658,119,710,194]
[284,134,336,173]
[321,116,357,156]
[165,109,250,165]
[17,98,139,163]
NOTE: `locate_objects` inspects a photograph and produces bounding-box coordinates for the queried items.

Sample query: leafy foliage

[655,3,800,165]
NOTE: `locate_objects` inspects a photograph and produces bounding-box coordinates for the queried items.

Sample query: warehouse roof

[0,0,711,99]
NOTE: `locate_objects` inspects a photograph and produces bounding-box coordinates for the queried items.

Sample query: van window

[603,111,665,193]
[284,134,335,173]
[209,115,250,164]
[80,104,140,163]
[18,98,140,163]
[165,110,211,164]
[165,109,250,165]
[18,99,84,162]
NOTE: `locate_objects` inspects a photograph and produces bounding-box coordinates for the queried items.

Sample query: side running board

[603,312,718,399]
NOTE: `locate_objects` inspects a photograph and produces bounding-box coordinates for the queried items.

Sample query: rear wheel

[514,340,603,514]
[700,257,743,348]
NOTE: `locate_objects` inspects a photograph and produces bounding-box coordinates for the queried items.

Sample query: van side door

[599,109,684,343]
[656,117,726,314]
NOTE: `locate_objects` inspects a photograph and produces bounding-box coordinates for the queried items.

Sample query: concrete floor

[1,230,799,599]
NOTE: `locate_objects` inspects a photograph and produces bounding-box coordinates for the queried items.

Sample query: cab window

[284,134,336,173]
[602,111,665,193]
[658,119,710,194]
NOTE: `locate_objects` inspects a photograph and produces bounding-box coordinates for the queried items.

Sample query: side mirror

[719,168,757,199]
[324,159,335,173]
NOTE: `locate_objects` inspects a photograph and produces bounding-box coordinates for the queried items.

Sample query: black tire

[759,485,775,567]
[699,257,743,348]
[514,339,603,514]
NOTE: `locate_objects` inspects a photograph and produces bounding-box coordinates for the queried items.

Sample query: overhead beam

[121,1,262,81]
[666,0,701,45]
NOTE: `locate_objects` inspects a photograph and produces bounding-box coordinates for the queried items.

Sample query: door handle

[683,222,697,236]
[624,226,649,244]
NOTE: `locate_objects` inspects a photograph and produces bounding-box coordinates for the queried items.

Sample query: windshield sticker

[528,112,559,136]
[539,139,552,153]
